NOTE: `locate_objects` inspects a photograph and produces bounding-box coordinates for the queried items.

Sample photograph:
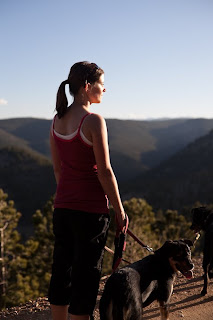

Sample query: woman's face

[88,74,106,104]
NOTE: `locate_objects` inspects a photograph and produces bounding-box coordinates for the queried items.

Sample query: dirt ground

[0,257,213,320]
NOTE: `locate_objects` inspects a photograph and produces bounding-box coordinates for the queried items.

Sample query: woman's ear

[85,82,91,92]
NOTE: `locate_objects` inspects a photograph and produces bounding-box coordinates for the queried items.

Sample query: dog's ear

[155,240,179,257]
[180,239,193,247]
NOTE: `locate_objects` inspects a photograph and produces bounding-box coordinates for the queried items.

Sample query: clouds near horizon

[0,99,8,105]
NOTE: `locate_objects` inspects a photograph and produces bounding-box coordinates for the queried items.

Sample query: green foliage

[0,190,54,309]
[0,189,23,308]
[153,209,192,242]
[103,198,157,274]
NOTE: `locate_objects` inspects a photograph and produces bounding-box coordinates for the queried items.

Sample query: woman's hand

[115,211,129,233]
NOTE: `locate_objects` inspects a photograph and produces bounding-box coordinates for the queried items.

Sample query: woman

[48,61,126,320]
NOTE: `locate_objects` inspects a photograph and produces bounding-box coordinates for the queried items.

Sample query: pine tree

[0,189,23,308]
[7,197,55,306]
[0,189,54,309]
[29,197,54,296]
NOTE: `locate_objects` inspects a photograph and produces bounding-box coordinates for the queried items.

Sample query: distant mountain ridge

[1,117,213,180]
[0,118,51,158]
[1,116,213,236]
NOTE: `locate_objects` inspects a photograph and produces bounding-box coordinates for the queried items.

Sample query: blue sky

[0,0,213,120]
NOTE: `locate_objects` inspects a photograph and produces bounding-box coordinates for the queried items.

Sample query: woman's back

[52,110,109,214]
[53,107,92,142]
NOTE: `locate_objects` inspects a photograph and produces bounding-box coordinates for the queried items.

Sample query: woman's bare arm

[49,129,61,185]
[89,114,126,230]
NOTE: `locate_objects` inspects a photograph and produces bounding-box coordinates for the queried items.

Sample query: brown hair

[55,61,104,118]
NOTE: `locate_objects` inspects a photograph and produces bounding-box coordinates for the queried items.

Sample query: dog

[190,206,213,295]
[99,239,193,320]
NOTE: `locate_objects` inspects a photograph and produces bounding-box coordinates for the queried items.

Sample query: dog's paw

[201,288,207,296]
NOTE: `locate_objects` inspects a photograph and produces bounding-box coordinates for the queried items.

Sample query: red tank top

[52,113,109,214]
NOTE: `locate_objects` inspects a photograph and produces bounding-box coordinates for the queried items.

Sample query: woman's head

[68,61,104,96]
[56,61,104,118]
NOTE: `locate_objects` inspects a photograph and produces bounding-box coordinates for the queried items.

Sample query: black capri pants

[48,208,110,315]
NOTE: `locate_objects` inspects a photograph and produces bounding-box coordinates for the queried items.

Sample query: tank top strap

[77,113,91,134]
[51,114,57,136]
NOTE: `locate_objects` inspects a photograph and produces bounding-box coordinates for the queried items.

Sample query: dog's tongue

[183,270,193,279]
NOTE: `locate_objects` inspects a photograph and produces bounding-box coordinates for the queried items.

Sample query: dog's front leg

[201,258,210,295]
[201,269,208,296]
[159,301,169,320]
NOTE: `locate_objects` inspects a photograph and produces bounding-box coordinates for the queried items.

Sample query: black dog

[100,240,193,320]
[190,206,213,295]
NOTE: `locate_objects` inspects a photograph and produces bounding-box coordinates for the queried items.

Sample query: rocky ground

[0,257,213,320]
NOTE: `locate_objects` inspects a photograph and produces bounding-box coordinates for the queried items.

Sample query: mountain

[123,129,213,210]
[0,128,30,150]
[107,118,213,181]
[0,118,51,158]
[1,117,213,237]
[0,146,55,237]
[2,117,213,182]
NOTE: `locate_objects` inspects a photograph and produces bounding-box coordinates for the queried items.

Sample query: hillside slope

[0,146,55,237]
[124,129,213,210]
[0,128,30,150]
[0,118,51,158]
[2,117,213,182]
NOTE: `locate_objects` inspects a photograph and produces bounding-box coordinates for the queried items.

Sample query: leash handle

[112,213,129,271]
[127,229,154,253]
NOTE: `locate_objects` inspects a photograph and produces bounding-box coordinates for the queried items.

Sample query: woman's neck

[73,94,91,109]
[69,100,91,113]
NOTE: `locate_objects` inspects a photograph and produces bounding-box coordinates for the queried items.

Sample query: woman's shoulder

[87,113,106,126]
[89,112,105,120]
[86,113,107,134]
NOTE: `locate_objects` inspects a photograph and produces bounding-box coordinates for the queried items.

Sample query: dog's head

[155,239,194,279]
[190,206,211,233]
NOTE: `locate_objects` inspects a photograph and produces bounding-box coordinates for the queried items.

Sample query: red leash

[110,215,154,271]
[127,229,154,253]
[112,214,129,271]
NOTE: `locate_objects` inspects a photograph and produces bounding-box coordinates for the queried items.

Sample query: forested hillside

[124,129,213,210]
[1,117,213,180]
[0,147,55,237]
[0,118,51,158]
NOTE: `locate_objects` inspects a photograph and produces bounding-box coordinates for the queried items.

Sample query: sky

[0,0,213,120]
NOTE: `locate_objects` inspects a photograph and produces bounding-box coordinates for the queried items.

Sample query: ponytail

[55,80,69,119]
